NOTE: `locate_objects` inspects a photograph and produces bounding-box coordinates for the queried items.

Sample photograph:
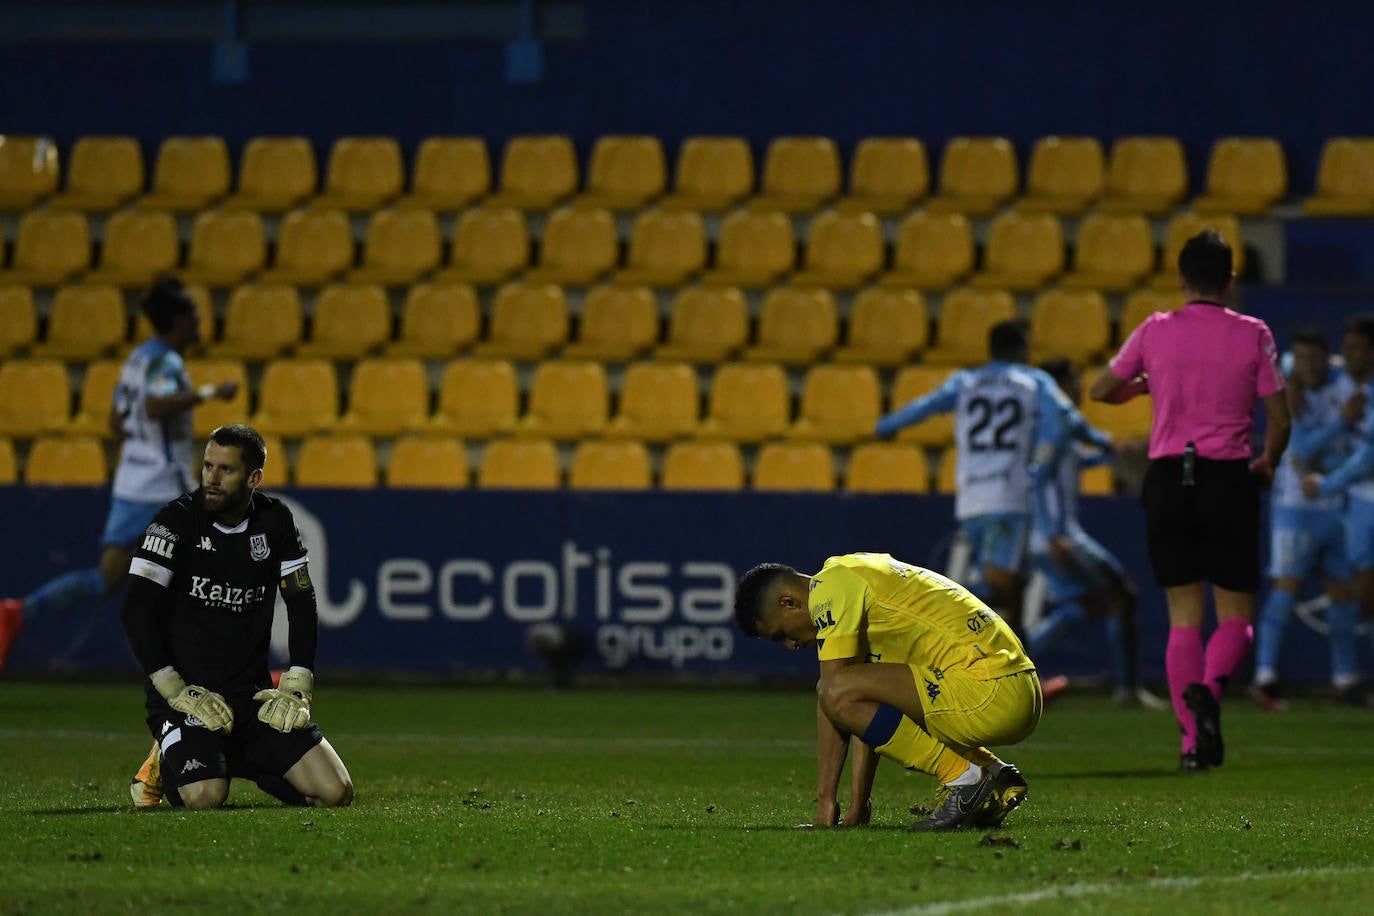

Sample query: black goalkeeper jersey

[127,489,308,697]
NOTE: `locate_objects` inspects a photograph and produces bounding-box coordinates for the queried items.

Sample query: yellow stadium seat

[880,210,974,290]
[0,285,37,356]
[924,288,1016,367]
[251,358,339,436]
[478,437,561,489]
[936,447,958,494]
[523,207,618,286]
[612,208,707,287]
[0,210,90,286]
[699,209,795,288]
[312,137,403,212]
[1150,212,1244,291]
[127,284,213,357]
[256,434,288,489]
[396,137,490,212]
[1081,393,1152,442]
[837,137,929,215]
[661,440,744,491]
[653,285,749,363]
[1098,137,1188,215]
[1080,463,1114,496]
[833,288,929,367]
[750,136,841,213]
[186,358,249,436]
[222,136,318,213]
[296,283,391,358]
[387,435,469,488]
[563,284,659,362]
[574,135,667,212]
[604,361,700,443]
[349,208,441,285]
[1059,212,1156,293]
[258,208,354,286]
[295,435,378,488]
[487,135,578,211]
[338,358,430,436]
[743,286,838,365]
[519,360,609,440]
[31,284,126,360]
[660,136,754,213]
[139,136,231,212]
[786,364,881,445]
[386,283,480,358]
[179,209,266,287]
[0,437,15,484]
[471,282,569,360]
[1118,289,1185,342]
[0,357,69,436]
[971,211,1065,291]
[48,136,143,212]
[0,136,58,211]
[696,362,790,443]
[845,442,930,494]
[889,366,955,447]
[207,284,303,359]
[1017,136,1105,215]
[926,137,1019,216]
[1028,289,1110,367]
[753,441,835,492]
[1303,137,1374,216]
[790,210,884,289]
[25,435,106,486]
[84,209,179,287]
[1193,137,1287,216]
[67,360,121,438]
[434,206,531,285]
[429,359,519,437]
[569,439,652,490]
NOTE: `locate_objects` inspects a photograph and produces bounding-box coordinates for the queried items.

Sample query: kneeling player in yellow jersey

[735,552,1043,831]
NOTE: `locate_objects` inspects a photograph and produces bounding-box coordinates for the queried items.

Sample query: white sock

[1253,668,1278,687]
[945,763,982,787]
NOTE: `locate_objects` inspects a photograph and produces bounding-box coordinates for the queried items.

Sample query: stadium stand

[836,137,929,215]
[207,284,303,360]
[1118,288,1186,342]
[523,206,619,286]
[471,282,570,360]
[258,207,355,286]
[0,286,37,356]
[126,285,213,357]
[753,441,836,492]
[349,208,442,284]
[844,442,930,494]
[435,205,531,285]
[661,440,745,491]
[186,358,250,436]
[926,137,1019,215]
[699,208,795,288]
[85,208,179,287]
[1302,137,1374,216]
[477,437,562,489]
[603,361,700,443]
[880,210,975,290]
[660,136,754,212]
[312,136,404,212]
[1098,136,1188,215]
[387,436,470,488]
[0,209,91,286]
[923,288,1016,367]
[30,283,126,360]
[790,209,885,289]
[612,208,707,287]
[888,366,954,446]
[486,135,579,211]
[1193,136,1287,216]
[970,211,1065,291]
[250,358,340,436]
[47,136,142,212]
[67,359,121,437]
[573,135,667,212]
[1027,289,1111,367]
[0,437,15,485]
[222,136,318,213]
[395,136,490,212]
[786,364,881,445]
[562,284,660,362]
[1058,212,1156,292]
[25,435,106,486]
[518,360,610,440]
[654,285,750,363]
[696,362,790,443]
[296,283,391,358]
[1017,136,1105,215]
[832,287,929,367]
[386,283,481,358]
[179,209,267,287]
[0,135,58,211]
[0,359,69,438]
[1151,211,1244,290]
[294,435,380,488]
[138,136,231,212]
[568,439,653,490]
[750,136,842,213]
[336,358,430,437]
[429,359,520,438]
[742,286,839,365]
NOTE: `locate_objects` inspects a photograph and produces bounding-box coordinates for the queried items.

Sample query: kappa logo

[180,759,206,775]
[140,533,175,560]
[925,679,941,703]
[198,536,215,552]
[250,532,270,562]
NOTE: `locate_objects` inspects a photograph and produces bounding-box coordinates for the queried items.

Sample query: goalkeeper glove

[151,666,234,734]
[253,667,313,733]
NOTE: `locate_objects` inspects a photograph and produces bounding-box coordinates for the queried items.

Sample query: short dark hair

[1290,325,1329,352]
[1178,230,1233,296]
[141,276,196,333]
[988,320,1027,362]
[1037,357,1075,386]
[1343,314,1374,348]
[209,424,267,473]
[734,563,796,637]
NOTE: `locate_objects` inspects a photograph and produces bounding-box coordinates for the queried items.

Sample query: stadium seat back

[252,358,339,436]
[1119,289,1186,342]
[387,435,470,488]
[26,435,106,486]
[0,436,15,484]
[183,209,267,285]
[300,283,391,358]
[1028,289,1110,366]
[977,211,1065,287]
[0,285,38,356]
[1080,463,1114,496]
[936,447,958,494]
[1103,136,1188,207]
[565,284,659,360]
[521,360,610,440]
[1064,212,1155,290]
[526,206,619,283]
[295,435,378,488]
[4,209,91,283]
[746,287,839,364]
[1022,136,1105,210]
[53,136,143,210]
[34,284,126,359]
[618,208,707,283]
[925,288,1016,366]
[846,137,929,207]
[321,136,404,205]
[1198,137,1286,210]
[933,137,1018,204]
[606,361,700,442]
[494,135,579,208]
[478,437,561,489]
[354,208,442,281]
[789,364,881,444]
[339,357,430,438]
[186,358,250,436]
[1081,390,1153,440]
[753,441,835,492]
[757,136,841,203]
[1313,137,1374,197]
[444,206,530,282]
[835,288,929,366]
[699,362,790,442]
[388,283,480,357]
[90,208,179,285]
[265,207,354,284]
[889,366,956,446]
[885,210,974,287]
[210,284,303,359]
[473,283,570,359]
[0,359,69,437]
[0,135,58,209]
[797,209,884,281]
[67,359,122,437]
[845,442,930,493]
[668,136,754,208]
[661,440,744,490]
[407,136,490,208]
[431,359,519,437]
[569,439,652,490]
[581,135,667,209]
[229,136,317,211]
[656,285,749,361]
[144,136,231,208]
[708,208,795,281]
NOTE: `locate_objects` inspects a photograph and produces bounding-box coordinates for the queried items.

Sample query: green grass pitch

[2,682,1372,914]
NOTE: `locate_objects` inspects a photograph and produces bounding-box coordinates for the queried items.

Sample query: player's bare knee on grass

[311,776,354,808]
[179,779,229,809]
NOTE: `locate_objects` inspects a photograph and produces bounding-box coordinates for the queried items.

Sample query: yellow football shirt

[809,552,1033,680]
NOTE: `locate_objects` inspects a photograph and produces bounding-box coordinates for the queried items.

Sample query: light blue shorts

[1031,530,1127,603]
[100,497,163,548]
[959,513,1030,575]
[1269,503,1351,580]
[1344,496,1374,572]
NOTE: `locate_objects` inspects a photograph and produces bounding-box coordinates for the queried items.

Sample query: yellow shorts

[912,665,1043,751]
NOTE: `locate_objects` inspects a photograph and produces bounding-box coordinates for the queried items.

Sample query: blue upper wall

[0,0,1369,192]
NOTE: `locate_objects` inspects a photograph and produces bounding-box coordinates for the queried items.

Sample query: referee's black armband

[120,573,174,676]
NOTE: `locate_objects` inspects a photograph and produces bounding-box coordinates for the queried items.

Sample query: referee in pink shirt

[1088,230,1291,773]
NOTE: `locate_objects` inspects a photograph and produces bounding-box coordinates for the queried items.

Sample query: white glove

[253,667,313,733]
[151,666,234,734]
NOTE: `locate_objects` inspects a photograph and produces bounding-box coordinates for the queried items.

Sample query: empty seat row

[5,132,1351,222]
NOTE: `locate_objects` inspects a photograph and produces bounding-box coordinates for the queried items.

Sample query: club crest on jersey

[250,533,270,561]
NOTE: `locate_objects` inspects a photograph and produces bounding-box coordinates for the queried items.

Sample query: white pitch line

[863,864,1374,916]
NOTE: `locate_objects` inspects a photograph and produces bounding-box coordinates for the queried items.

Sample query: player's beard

[204,480,250,522]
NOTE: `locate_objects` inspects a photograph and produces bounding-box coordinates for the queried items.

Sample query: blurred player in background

[876,321,1069,639]
[1250,326,1362,709]
[0,278,238,670]
[735,553,1041,832]
[1027,359,1167,710]
[121,424,353,809]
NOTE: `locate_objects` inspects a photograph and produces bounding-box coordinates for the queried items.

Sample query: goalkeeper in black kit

[120,423,353,809]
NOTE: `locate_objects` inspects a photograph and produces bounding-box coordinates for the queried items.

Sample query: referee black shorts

[1141,455,1262,592]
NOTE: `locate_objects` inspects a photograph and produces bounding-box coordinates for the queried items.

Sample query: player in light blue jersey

[1299,316,1374,705]
[0,279,239,670]
[876,321,1066,638]
[1026,359,1167,709]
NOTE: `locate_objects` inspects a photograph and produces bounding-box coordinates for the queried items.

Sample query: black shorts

[1141,456,1262,591]
[146,692,323,794]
